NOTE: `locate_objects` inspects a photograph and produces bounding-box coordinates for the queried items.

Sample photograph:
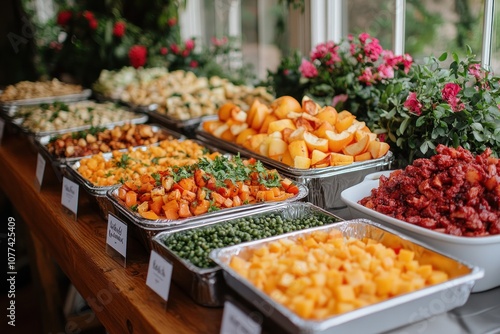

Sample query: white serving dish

[340,170,500,292]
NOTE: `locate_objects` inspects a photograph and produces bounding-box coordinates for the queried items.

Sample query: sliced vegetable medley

[117,155,301,220]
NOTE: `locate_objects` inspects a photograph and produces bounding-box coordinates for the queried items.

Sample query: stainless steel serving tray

[35,124,183,181]
[106,177,308,230]
[64,136,217,219]
[0,88,92,112]
[210,219,484,334]
[12,108,148,138]
[196,128,393,209]
[151,202,343,307]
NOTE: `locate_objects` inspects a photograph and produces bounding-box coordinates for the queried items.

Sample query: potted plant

[375,47,500,167]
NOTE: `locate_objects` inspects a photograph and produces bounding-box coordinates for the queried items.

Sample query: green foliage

[376,48,500,167]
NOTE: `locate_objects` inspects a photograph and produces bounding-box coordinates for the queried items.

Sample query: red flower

[189,60,198,68]
[129,45,147,68]
[88,18,98,30]
[404,92,423,115]
[170,43,179,54]
[160,47,168,55]
[182,49,190,57]
[299,59,318,78]
[283,69,290,76]
[113,21,126,38]
[442,83,461,102]
[57,10,72,26]
[364,38,383,62]
[83,11,94,20]
[185,39,195,51]
[168,17,177,27]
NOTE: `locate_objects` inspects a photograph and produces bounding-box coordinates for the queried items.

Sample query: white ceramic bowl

[341,170,500,292]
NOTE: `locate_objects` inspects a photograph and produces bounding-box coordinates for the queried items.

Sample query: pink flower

[347,34,354,42]
[182,49,190,57]
[332,94,348,107]
[168,17,177,27]
[113,21,126,38]
[211,36,228,47]
[378,133,387,142]
[283,69,290,76]
[468,64,483,80]
[185,39,195,51]
[359,32,371,44]
[358,67,375,85]
[449,98,465,112]
[129,45,147,68]
[310,41,340,65]
[299,59,318,78]
[57,10,72,26]
[401,54,413,73]
[364,38,383,62]
[190,60,198,68]
[170,43,179,54]
[160,47,168,55]
[404,92,423,115]
[377,63,394,79]
[442,83,461,102]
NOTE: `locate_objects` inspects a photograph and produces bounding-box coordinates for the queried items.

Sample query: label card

[220,301,262,334]
[35,153,46,190]
[146,250,173,302]
[61,177,79,219]
[105,213,128,267]
[0,117,5,145]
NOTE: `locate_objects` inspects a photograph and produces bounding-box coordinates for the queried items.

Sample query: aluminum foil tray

[35,124,182,182]
[210,219,484,334]
[196,128,393,209]
[11,110,148,138]
[0,88,92,112]
[107,179,308,255]
[151,202,343,307]
[341,171,500,293]
[145,107,216,137]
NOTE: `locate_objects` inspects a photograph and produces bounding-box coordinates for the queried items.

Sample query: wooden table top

[0,129,223,334]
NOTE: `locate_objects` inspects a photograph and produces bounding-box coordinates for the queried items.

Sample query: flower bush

[38,3,254,86]
[375,47,500,166]
[266,33,413,123]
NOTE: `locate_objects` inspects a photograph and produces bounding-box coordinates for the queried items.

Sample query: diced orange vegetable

[150,197,163,215]
[118,187,128,200]
[181,190,196,202]
[178,201,192,218]
[140,210,159,220]
[192,199,210,216]
[163,200,180,220]
[179,178,196,192]
[125,191,137,207]
[211,192,225,205]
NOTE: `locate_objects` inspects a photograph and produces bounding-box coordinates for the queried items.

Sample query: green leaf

[420,141,429,154]
[463,87,476,98]
[399,117,411,134]
[438,52,448,62]
[416,117,426,127]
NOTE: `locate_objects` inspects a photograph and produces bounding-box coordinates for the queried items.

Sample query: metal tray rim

[106,180,309,230]
[0,88,92,108]
[196,127,393,178]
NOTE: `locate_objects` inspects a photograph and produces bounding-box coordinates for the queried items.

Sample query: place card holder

[61,176,79,221]
[34,153,46,192]
[220,299,262,334]
[145,250,173,309]
[105,213,128,267]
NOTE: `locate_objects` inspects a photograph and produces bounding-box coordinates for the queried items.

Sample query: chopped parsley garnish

[116,154,131,168]
[151,172,162,186]
[130,204,138,212]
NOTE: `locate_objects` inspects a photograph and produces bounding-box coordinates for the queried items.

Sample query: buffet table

[1,127,499,334]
